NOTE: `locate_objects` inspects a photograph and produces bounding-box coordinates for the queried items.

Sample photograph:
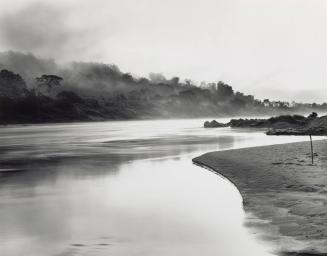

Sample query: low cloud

[0,1,103,62]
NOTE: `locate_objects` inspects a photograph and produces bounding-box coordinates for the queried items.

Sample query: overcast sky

[0,0,326,102]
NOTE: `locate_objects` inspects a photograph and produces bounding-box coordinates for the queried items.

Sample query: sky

[0,0,326,103]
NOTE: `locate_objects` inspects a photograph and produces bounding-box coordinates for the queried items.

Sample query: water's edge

[192,140,327,256]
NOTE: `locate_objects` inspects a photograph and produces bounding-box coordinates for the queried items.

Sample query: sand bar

[193,140,327,255]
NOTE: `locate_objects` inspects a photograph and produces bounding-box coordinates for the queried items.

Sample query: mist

[0,0,326,103]
[0,1,105,62]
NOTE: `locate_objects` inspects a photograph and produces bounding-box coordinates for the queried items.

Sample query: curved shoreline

[193,161,245,204]
[193,140,327,256]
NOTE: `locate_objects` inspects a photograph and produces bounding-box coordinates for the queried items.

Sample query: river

[0,118,311,256]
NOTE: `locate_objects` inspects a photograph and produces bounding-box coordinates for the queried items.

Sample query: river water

[0,119,312,256]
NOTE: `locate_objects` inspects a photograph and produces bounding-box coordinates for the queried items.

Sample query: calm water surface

[0,119,314,256]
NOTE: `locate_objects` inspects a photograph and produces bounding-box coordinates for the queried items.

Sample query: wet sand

[193,140,327,255]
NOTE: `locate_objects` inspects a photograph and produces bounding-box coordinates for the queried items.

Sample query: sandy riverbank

[193,140,327,256]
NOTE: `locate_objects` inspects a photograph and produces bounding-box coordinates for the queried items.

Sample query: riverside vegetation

[204,113,327,135]
[1,51,327,124]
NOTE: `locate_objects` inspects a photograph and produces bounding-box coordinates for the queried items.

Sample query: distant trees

[217,81,234,99]
[121,73,134,83]
[2,53,327,124]
[263,99,270,107]
[184,79,194,87]
[308,112,318,119]
[0,69,28,98]
[137,77,150,85]
[232,92,255,108]
[169,77,179,86]
[207,82,217,91]
[36,74,63,93]
[149,73,167,84]
[56,91,84,104]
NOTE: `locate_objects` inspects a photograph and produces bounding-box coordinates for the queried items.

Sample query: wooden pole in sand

[309,134,314,165]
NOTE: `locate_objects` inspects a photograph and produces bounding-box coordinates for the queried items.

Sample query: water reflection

[0,119,318,256]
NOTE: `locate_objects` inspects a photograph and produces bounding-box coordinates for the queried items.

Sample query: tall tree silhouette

[36,75,63,93]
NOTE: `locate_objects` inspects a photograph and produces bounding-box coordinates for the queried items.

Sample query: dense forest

[0,51,326,124]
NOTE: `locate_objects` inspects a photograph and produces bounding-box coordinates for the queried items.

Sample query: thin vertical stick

[310,134,314,165]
